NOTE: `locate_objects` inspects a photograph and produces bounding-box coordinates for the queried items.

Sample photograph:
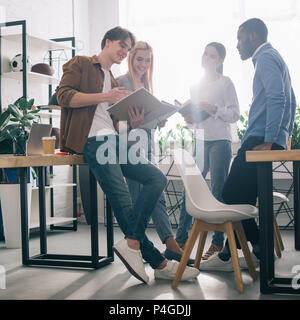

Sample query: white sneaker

[154,260,200,281]
[113,239,149,283]
[239,252,260,270]
[199,253,234,272]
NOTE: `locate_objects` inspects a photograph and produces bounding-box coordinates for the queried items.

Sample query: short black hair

[101,26,136,50]
[239,18,268,42]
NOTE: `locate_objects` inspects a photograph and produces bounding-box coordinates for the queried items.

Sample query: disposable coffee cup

[42,136,56,154]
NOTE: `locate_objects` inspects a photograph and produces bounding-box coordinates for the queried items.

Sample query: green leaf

[27,98,34,109]
[3,123,20,132]
[21,119,32,128]
[18,98,28,110]
[0,110,11,130]
[7,104,22,119]
[29,109,40,114]
[24,114,35,120]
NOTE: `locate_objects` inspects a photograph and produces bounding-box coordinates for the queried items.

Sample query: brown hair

[206,42,226,74]
[101,26,135,50]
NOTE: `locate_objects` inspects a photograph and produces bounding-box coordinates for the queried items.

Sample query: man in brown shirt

[57,26,199,284]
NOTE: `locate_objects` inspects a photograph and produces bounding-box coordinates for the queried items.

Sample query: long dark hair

[206,42,226,74]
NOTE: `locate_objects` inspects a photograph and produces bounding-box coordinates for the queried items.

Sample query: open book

[107,88,211,129]
[175,99,211,123]
[107,88,179,128]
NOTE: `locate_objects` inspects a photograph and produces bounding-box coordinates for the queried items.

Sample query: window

[119,0,300,141]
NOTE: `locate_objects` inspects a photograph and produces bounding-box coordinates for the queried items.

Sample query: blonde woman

[117,41,194,264]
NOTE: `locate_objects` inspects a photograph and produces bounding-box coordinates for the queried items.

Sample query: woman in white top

[176,42,240,259]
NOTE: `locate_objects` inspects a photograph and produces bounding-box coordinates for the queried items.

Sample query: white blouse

[190,76,240,141]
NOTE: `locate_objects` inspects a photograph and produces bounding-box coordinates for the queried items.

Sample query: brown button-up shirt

[56,55,119,153]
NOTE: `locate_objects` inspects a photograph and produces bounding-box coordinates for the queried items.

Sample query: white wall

[0,0,91,106]
[88,0,120,74]
[0,0,90,219]
[0,0,73,38]
[0,0,120,220]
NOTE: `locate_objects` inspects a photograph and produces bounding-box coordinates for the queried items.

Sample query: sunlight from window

[119,0,300,142]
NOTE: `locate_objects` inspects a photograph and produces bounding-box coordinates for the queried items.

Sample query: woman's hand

[157,119,167,128]
[128,105,145,129]
[198,101,217,114]
[183,113,195,124]
[114,121,130,133]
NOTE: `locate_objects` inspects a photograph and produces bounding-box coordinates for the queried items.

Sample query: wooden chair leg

[194,231,208,269]
[172,219,201,288]
[274,215,284,251]
[273,215,282,258]
[225,222,243,293]
[234,221,257,281]
[274,230,282,258]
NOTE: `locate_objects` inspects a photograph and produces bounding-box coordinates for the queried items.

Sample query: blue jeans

[83,135,167,269]
[176,140,232,246]
[127,168,174,244]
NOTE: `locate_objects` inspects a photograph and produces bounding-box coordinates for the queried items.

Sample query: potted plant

[0,97,40,156]
[49,173,56,185]
[0,97,40,248]
[237,106,300,149]
[291,105,300,149]
[237,109,249,141]
[155,123,194,156]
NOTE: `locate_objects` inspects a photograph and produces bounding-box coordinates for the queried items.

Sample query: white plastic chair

[171,148,259,292]
[255,191,286,258]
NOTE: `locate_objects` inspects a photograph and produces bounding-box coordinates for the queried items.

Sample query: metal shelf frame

[0,20,77,231]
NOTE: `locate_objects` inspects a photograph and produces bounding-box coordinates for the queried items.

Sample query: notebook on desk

[26,123,52,155]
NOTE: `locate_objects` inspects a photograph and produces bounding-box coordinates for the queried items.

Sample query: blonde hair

[127,41,153,93]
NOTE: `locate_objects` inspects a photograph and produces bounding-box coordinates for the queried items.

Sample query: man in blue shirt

[200,18,296,271]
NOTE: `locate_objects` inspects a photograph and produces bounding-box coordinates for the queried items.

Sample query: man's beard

[240,38,254,60]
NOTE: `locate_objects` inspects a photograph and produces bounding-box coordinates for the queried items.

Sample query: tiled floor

[0,223,300,300]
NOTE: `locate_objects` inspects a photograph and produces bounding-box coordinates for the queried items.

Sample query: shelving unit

[3,71,60,85]
[30,217,77,230]
[1,33,75,51]
[32,183,77,190]
[30,184,77,230]
[0,20,77,232]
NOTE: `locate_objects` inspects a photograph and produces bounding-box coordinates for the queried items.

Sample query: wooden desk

[0,154,114,269]
[246,150,300,294]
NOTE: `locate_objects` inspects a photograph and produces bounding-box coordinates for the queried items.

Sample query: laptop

[26,123,52,155]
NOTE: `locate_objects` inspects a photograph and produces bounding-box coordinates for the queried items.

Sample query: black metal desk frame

[19,165,114,269]
[272,161,294,229]
[163,159,183,227]
[257,161,300,294]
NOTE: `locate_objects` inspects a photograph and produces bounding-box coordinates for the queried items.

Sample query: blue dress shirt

[242,43,296,149]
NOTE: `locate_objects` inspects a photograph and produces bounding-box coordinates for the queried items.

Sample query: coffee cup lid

[42,136,56,140]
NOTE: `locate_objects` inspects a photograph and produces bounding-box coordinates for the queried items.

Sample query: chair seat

[273,191,289,203]
[186,201,258,224]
